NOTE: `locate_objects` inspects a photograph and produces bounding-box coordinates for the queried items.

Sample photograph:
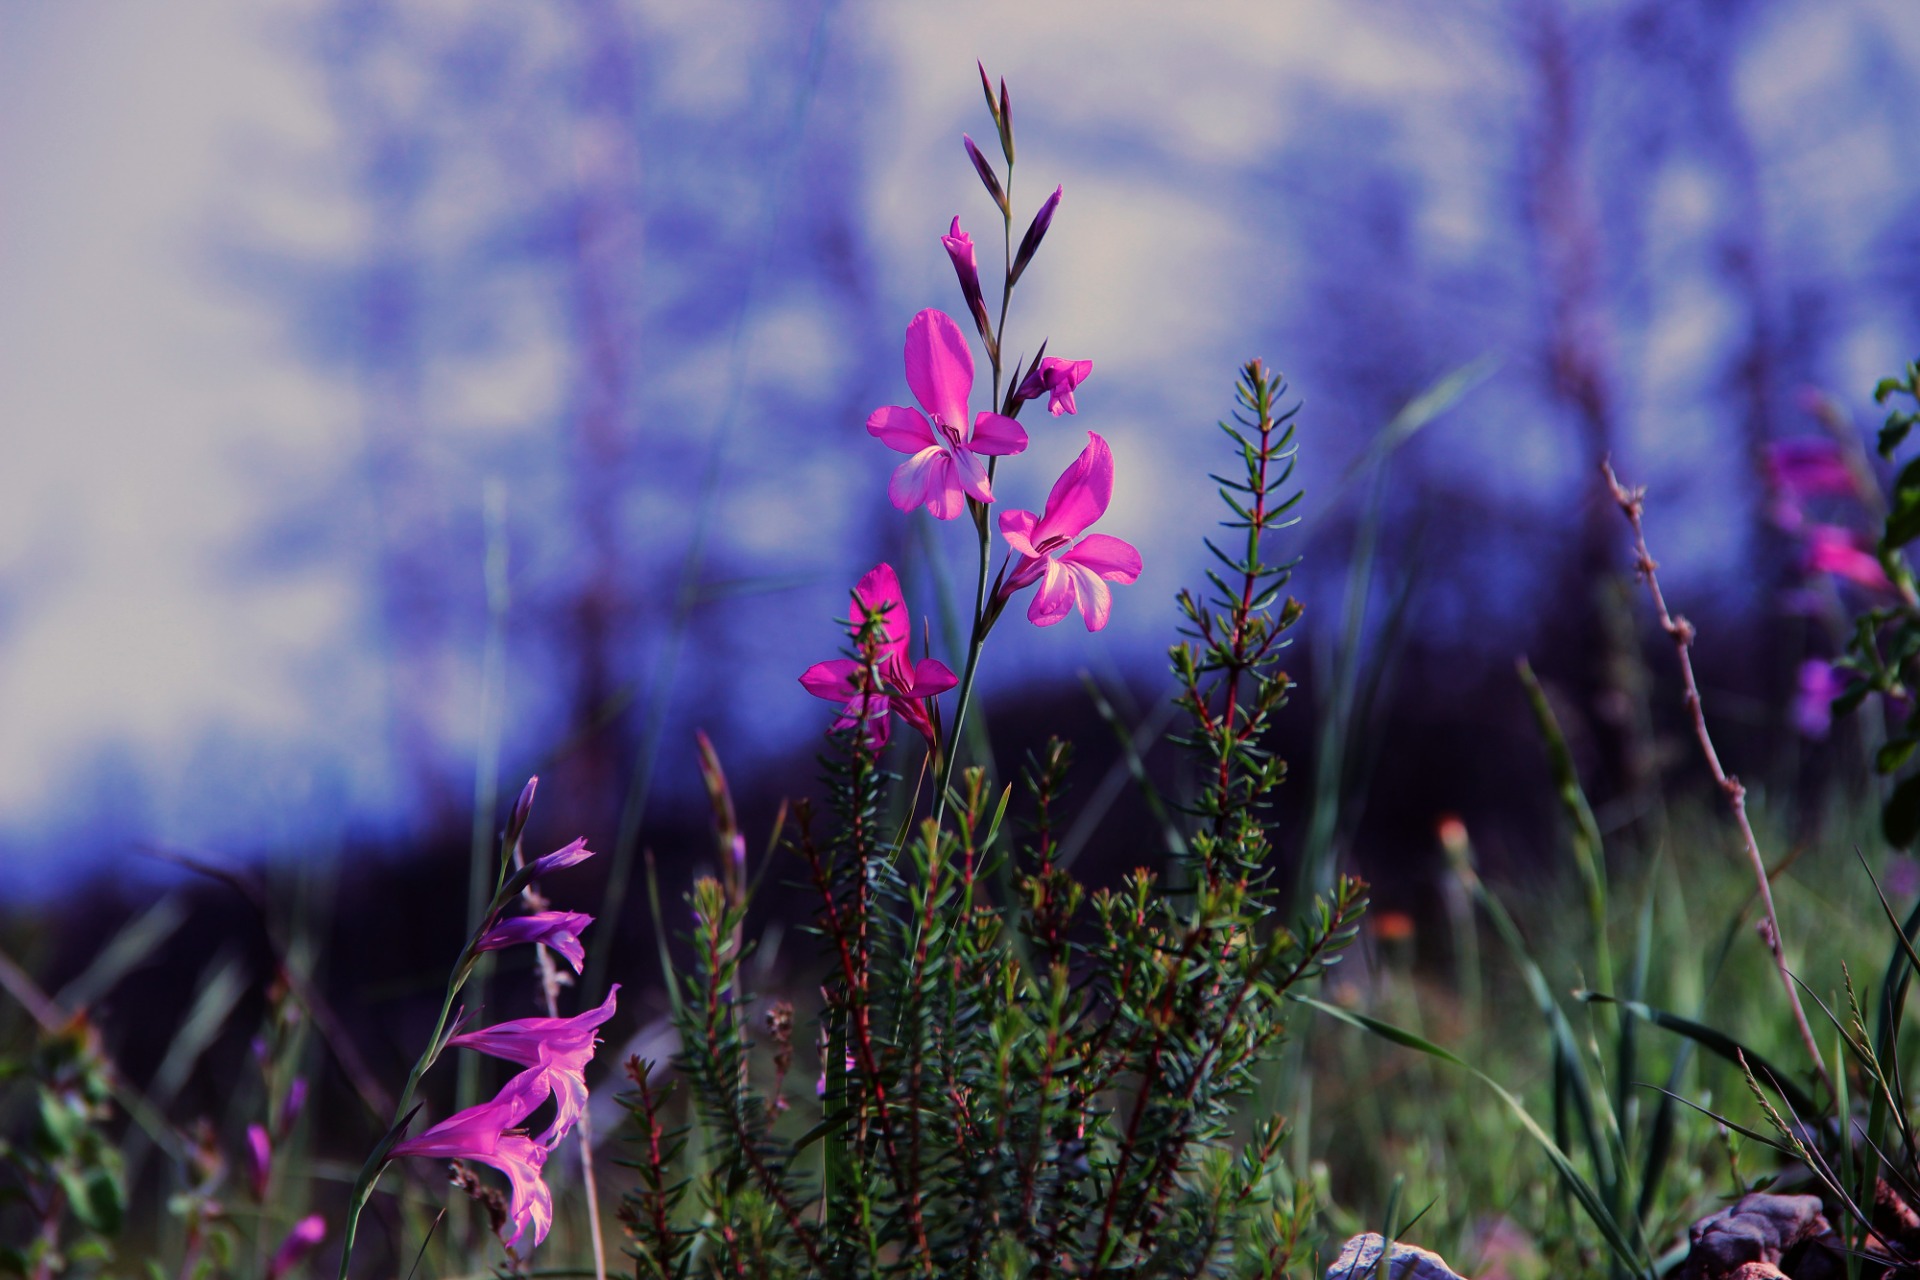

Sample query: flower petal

[923,457,970,520]
[1026,561,1077,627]
[800,658,860,701]
[867,405,936,454]
[1061,533,1141,583]
[908,657,958,696]
[1063,560,1114,631]
[888,447,949,514]
[1035,431,1113,545]
[998,508,1041,558]
[949,443,994,505]
[903,309,974,432]
[968,411,1028,456]
[851,563,910,660]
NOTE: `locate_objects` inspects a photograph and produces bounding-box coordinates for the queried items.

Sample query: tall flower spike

[867,310,1028,519]
[390,1065,554,1248]
[474,910,594,974]
[799,564,957,746]
[448,986,619,1148]
[997,432,1143,631]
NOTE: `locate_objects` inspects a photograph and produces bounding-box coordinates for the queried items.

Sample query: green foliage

[0,1019,126,1278]
[624,360,1365,1278]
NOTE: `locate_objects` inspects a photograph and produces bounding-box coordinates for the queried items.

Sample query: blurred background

[6,0,1920,1270]
[2,0,1918,981]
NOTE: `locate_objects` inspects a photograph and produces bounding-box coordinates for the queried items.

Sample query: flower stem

[933,165,1016,829]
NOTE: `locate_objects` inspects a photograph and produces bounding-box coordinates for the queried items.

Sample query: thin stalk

[1602,459,1836,1105]
[932,162,1015,829]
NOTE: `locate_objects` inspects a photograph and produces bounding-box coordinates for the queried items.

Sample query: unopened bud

[962,134,1008,215]
[507,776,539,845]
[1009,185,1061,286]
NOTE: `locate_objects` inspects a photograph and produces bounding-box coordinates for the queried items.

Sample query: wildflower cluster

[628,68,1364,1278]
[334,778,616,1272]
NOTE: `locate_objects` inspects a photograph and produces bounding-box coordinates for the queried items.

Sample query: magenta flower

[266,1215,326,1280]
[942,217,991,342]
[448,986,619,1148]
[998,432,1143,631]
[1015,355,1094,417]
[1794,659,1841,740]
[390,1065,553,1248]
[523,836,593,880]
[474,910,594,974]
[867,310,1028,519]
[1804,524,1889,591]
[277,1077,308,1138]
[1767,438,1857,502]
[247,1123,272,1200]
[799,564,957,746]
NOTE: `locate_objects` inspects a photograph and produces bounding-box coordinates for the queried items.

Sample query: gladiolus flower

[1794,659,1841,740]
[449,986,618,1148]
[1015,355,1094,417]
[1766,438,1856,501]
[799,564,957,746]
[523,836,593,880]
[998,432,1143,631]
[942,217,991,342]
[475,910,594,974]
[1804,524,1889,591]
[867,310,1028,519]
[266,1215,326,1280]
[390,1065,553,1248]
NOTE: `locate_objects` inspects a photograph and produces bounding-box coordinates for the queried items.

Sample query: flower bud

[267,1216,327,1280]
[941,217,991,344]
[977,61,1001,130]
[962,134,1008,215]
[507,776,539,846]
[1010,185,1061,286]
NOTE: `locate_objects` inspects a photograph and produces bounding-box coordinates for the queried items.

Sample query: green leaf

[1880,738,1919,774]
[1577,993,1822,1119]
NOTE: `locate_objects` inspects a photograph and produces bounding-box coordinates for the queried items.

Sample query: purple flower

[942,217,992,343]
[507,775,539,844]
[1015,356,1094,417]
[475,910,594,974]
[1804,524,1889,592]
[997,432,1143,631]
[799,564,957,747]
[524,836,594,880]
[247,1123,272,1200]
[391,1065,553,1248]
[1766,439,1856,501]
[266,1215,326,1280]
[277,1077,308,1139]
[447,987,619,1148]
[866,310,1028,519]
[1794,659,1842,740]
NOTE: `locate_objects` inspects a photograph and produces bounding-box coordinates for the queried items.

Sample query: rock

[1327,1233,1471,1280]
[1681,1193,1837,1280]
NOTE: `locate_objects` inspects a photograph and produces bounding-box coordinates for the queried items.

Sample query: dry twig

[1602,458,1836,1103]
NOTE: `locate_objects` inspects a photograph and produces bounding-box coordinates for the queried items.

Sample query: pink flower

[1804,524,1889,591]
[1794,659,1841,739]
[390,1065,554,1248]
[266,1215,326,1280]
[1766,438,1856,501]
[799,564,957,746]
[1015,355,1094,417]
[474,910,594,974]
[867,310,1028,519]
[277,1077,308,1139]
[942,218,991,342]
[524,836,593,880]
[998,432,1143,631]
[247,1123,272,1200]
[448,986,619,1148]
